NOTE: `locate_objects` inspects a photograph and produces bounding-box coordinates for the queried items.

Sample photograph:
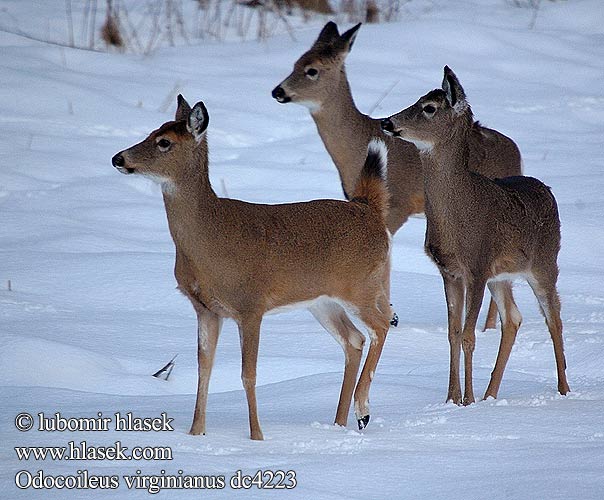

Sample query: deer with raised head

[112,95,392,439]
[380,66,570,404]
[272,21,522,330]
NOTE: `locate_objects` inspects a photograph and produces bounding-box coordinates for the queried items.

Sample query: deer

[111,95,393,439]
[272,21,522,331]
[380,66,570,405]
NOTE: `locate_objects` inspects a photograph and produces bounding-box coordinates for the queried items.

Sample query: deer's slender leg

[461,276,487,405]
[527,274,570,395]
[353,296,391,429]
[443,275,464,404]
[483,297,499,331]
[309,301,365,427]
[238,315,264,440]
[190,304,222,436]
[484,280,522,399]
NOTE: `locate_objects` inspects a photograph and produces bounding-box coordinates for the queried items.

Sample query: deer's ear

[186,101,209,143]
[316,21,340,44]
[339,23,361,53]
[175,94,191,122]
[442,66,468,113]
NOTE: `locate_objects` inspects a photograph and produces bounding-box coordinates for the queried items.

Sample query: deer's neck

[162,145,219,255]
[422,128,476,226]
[311,71,376,198]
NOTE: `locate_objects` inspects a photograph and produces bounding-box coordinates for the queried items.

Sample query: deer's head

[112,95,209,185]
[272,22,361,113]
[381,66,473,152]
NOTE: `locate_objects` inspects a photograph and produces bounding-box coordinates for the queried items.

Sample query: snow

[1,0,603,498]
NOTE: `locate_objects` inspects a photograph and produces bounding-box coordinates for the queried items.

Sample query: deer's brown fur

[382,67,569,404]
[112,96,392,439]
[272,22,522,330]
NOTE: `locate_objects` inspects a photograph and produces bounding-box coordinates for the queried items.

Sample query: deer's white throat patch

[407,138,434,152]
[143,173,177,196]
[298,100,321,113]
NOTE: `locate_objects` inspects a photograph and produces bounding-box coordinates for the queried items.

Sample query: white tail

[272,21,524,331]
[383,66,570,404]
[112,96,392,439]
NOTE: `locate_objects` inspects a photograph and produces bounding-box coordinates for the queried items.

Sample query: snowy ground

[1,0,603,498]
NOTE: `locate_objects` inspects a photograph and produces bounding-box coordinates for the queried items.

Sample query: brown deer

[112,95,392,439]
[272,21,522,330]
[380,66,570,405]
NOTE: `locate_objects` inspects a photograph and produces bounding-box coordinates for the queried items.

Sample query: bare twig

[152,354,178,380]
[528,0,541,29]
[80,0,90,44]
[367,79,400,115]
[12,0,400,56]
[120,2,143,52]
[144,1,164,54]
[220,178,229,198]
[0,26,105,52]
[65,0,74,47]
[158,83,182,113]
[89,0,97,49]
[173,0,190,44]
[265,0,297,41]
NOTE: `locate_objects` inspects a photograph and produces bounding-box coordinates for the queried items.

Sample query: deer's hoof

[357,415,370,430]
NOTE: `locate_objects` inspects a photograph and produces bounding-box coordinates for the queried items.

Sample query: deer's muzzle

[271,85,291,104]
[380,118,400,137]
[112,152,134,174]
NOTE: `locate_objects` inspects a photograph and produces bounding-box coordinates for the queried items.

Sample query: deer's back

[224,197,390,271]
[468,123,522,179]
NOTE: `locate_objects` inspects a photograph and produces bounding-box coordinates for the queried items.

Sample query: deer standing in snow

[381,67,570,404]
[112,96,392,439]
[272,22,522,330]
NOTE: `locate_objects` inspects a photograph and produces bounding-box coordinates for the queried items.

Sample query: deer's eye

[157,138,171,151]
[305,67,319,80]
[423,104,436,115]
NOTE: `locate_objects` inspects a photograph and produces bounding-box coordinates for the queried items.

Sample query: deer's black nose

[272,86,285,100]
[272,85,291,104]
[112,153,125,167]
[380,118,394,132]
